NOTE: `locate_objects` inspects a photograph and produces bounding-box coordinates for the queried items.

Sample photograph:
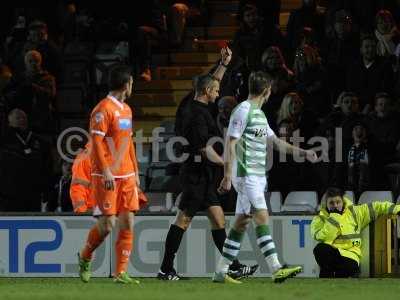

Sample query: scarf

[375,29,396,57]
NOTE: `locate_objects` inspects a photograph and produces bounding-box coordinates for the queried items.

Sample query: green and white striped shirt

[227,100,275,177]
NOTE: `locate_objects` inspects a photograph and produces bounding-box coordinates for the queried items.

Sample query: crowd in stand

[1,0,400,212]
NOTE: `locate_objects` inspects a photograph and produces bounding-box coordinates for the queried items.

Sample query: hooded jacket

[310,196,400,264]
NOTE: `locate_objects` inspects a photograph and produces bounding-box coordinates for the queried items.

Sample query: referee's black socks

[160,224,185,273]
[212,228,241,270]
[212,228,227,253]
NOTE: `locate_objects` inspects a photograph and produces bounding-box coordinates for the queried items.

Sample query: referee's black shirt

[181,99,220,167]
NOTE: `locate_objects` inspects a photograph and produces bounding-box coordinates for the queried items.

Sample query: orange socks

[115,229,133,274]
[81,226,106,260]
[81,226,133,274]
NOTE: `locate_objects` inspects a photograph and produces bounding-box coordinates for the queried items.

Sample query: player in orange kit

[70,144,94,213]
[70,143,147,214]
[78,65,143,284]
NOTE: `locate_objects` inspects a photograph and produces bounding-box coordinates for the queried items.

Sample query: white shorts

[232,176,267,215]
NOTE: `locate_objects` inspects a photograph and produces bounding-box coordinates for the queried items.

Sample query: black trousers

[313,243,360,278]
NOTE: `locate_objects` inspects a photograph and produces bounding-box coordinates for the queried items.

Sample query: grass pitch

[1,277,400,300]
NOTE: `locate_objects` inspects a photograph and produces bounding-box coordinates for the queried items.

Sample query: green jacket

[310,196,400,264]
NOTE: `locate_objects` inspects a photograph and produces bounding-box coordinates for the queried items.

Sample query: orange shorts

[70,184,90,213]
[92,175,139,216]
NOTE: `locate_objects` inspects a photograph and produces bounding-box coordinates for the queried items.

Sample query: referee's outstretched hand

[218,176,232,194]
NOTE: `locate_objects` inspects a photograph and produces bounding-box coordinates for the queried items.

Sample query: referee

[158,47,257,280]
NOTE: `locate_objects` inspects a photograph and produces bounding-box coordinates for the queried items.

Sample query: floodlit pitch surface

[1,278,400,300]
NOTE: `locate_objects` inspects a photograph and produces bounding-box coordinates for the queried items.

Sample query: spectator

[0,109,52,211]
[3,13,28,65]
[321,9,360,102]
[293,44,330,117]
[215,96,238,213]
[136,1,205,81]
[311,187,400,278]
[55,1,78,46]
[168,1,204,47]
[268,119,314,197]
[375,10,400,58]
[230,4,285,77]
[237,0,281,29]
[0,65,14,139]
[347,122,370,198]
[260,46,295,126]
[346,0,380,33]
[13,50,56,133]
[366,92,400,187]
[276,92,318,142]
[318,92,365,188]
[298,26,319,50]
[48,160,73,212]
[320,92,364,152]
[346,33,394,111]
[392,44,400,100]
[379,0,400,25]
[6,20,63,82]
[286,0,325,54]
[216,96,237,137]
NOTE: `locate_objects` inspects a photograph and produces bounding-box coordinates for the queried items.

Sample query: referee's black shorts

[178,163,221,217]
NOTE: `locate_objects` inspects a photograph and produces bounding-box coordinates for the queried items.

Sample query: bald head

[8,109,28,130]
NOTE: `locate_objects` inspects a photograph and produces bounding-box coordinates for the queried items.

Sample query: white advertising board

[0,215,328,277]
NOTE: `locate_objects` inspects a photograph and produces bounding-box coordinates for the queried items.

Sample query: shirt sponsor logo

[252,128,267,137]
[118,118,131,130]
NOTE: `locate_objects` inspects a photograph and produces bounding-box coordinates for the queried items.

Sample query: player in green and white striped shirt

[213,71,317,284]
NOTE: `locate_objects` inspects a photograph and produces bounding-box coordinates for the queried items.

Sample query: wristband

[220,61,228,68]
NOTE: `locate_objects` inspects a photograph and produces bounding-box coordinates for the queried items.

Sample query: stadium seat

[92,57,122,86]
[358,191,393,204]
[265,191,282,213]
[58,115,88,131]
[64,41,95,61]
[139,174,146,190]
[344,191,355,203]
[56,85,86,114]
[148,175,172,191]
[146,161,169,190]
[63,59,91,87]
[146,192,173,211]
[160,120,175,135]
[281,191,318,213]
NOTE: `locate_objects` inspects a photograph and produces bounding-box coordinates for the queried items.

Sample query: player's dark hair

[248,71,272,96]
[108,64,132,91]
